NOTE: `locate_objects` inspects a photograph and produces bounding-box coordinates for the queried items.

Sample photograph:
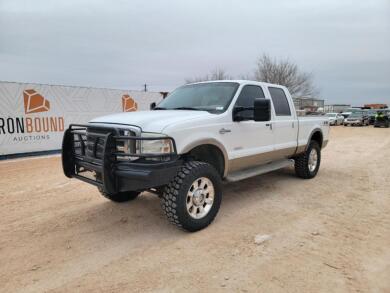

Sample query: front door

[223,85,274,172]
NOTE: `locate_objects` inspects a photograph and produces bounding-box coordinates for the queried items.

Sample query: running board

[225,159,294,182]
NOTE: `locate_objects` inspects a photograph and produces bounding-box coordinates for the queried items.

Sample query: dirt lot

[1,126,389,293]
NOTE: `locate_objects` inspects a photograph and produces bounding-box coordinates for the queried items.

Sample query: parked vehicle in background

[374,110,390,128]
[346,108,364,113]
[306,111,326,116]
[344,112,370,126]
[341,112,351,119]
[326,113,344,125]
[368,109,379,125]
[62,80,330,231]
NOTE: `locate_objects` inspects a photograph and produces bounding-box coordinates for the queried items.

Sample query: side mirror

[150,102,156,110]
[254,99,271,122]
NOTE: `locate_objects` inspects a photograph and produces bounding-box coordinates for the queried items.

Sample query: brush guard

[62,124,181,193]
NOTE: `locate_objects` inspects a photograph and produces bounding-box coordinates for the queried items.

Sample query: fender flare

[180,138,229,177]
[305,128,324,151]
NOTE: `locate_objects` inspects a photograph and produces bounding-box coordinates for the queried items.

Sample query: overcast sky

[0,0,389,106]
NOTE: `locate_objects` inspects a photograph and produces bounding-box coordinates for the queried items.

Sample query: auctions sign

[1,89,65,143]
[0,81,162,156]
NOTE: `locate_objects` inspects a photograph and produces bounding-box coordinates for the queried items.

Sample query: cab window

[235,85,265,120]
[268,87,291,116]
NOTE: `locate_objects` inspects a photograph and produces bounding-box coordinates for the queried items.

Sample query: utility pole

[144,84,147,92]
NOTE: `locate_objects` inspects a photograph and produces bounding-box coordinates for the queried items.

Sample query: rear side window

[268,87,291,116]
[235,85,265,120]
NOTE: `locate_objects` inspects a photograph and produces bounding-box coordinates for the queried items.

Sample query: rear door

[223,84,274,171]
[267,87,298,158]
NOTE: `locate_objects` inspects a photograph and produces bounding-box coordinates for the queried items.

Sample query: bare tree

[185,68,232,84]
[254,54,318,98]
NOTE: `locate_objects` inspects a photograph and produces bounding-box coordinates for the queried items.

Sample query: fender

[305,128,324,151]
[180,138,229,177]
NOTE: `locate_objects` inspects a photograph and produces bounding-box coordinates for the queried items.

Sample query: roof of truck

[188,79,287,89]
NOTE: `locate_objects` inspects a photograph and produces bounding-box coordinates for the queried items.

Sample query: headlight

[140,132,173,154]
[116,130,132,153]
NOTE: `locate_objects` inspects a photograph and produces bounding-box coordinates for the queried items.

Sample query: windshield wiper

[172,107,204,111]
[153,107,167,110]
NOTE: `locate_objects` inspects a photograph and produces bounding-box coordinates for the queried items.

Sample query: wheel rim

[308,148,318,172]
[186,177,215,219]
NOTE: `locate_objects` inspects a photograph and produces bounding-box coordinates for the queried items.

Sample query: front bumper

[344,120,362,125]
[62,124,182,193]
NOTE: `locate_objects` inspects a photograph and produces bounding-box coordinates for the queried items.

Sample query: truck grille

[86,127,111,159]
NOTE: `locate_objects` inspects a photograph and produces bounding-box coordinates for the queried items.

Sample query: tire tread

[294,141,321,179]
[161,161,221,231]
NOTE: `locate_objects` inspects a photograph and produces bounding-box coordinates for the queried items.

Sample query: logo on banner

[23,89,50,114]
[122,94,138,112]
[0,89,65,142]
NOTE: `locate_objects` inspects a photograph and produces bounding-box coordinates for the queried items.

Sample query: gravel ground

[0,126,389,292]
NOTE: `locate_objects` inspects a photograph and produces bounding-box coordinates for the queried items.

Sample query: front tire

[294,141,321,179]
[98,187,140,202]
[161,161,222,232]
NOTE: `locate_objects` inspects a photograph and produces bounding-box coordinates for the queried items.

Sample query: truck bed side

[297,116,330,152]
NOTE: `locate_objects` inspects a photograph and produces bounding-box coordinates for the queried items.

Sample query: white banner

[0,81,162,156]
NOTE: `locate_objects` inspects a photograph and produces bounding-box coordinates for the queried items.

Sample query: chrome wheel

[186,177,214,219]
[308,148,318,172]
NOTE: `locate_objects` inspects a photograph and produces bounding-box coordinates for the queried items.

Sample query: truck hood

[89,110,212,133]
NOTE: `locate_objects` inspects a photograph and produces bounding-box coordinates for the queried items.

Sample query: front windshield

[156,82,239,113]
[326,113,336,117]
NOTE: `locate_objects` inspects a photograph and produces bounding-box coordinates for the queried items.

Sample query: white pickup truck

[62,80,329,231]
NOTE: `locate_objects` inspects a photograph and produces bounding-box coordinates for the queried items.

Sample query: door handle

[265,123,273,130]
[219,128,231,134]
